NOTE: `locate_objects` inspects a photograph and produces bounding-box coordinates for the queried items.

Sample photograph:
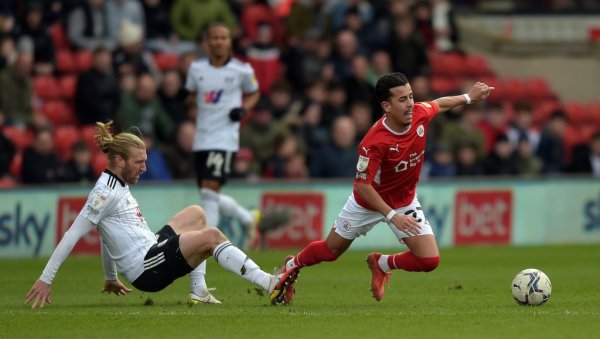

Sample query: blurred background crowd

[0,0,599,187]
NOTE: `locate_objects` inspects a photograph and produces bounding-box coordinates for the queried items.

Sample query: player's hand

[25,279,52,309]
[229,107,245,122]
[101,279,132,296]
[468,81,495,103]
[390,214,421,236]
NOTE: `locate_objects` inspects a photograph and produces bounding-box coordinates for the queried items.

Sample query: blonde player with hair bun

[25,121,299,309]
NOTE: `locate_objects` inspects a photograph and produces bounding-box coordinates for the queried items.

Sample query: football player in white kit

[184,23,261,304]
[24,121,299,309]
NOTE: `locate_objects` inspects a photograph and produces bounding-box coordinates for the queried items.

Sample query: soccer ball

[511,268,552,306]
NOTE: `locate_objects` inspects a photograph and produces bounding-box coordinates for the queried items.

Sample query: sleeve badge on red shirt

[357,155,370,172]
[417,125,425,137]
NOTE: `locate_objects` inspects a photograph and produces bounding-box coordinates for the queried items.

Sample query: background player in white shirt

[24,121,298,309]
[184,23,261,304]
[277,73,494,303]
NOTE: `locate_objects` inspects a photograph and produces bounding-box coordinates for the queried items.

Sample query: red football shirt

[353,101,439,210]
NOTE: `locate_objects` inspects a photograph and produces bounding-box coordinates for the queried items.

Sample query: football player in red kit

[278,73,494,302]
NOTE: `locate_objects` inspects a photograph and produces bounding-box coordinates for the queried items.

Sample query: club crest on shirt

[417,124,425,137]
[357,155,370,172]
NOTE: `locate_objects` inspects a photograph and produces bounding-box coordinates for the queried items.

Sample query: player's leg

[218,193,259,248]
[178,228,298,304]
[166,205,207,234]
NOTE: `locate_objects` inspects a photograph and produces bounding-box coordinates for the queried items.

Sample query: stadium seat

[33,76,62,100]
[56,49,78,73]
[92,153,108,177]
[464,54,493,77]
[429,52,466,77]
[76,50,93,73]
[50,23,70,49]
[525,78,552,100]
[154,53,179,71]
[241,4,283,44]
[41,100,76,126]
[429,76,459,95]
[54,125,81,161]
[2,126,33,150]
[247,58,281,94]
[564,102,588,125]
[59,75,78,99]
[533,99,561,127]
[481,77,506,102]
[81,125,98,149]
[586,103,600,126]
[503,78,528,102]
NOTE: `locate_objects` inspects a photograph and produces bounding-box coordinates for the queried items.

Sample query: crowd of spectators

[0,0,599,188]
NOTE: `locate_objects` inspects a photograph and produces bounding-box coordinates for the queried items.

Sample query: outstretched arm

[24,215,95,309]
[434,81,495,113]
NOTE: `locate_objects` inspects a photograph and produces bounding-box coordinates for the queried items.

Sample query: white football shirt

[80,170,157,282]
[185,57,259,152]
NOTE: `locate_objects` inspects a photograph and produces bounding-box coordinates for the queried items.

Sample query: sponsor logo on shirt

[357,155,370,172]
[88,194,106,215]
[204,89,224,104]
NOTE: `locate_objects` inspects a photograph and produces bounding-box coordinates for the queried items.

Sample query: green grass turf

[1,245,599,339]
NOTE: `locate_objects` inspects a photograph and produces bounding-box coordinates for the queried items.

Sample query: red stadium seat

[247,58,281,94]
[59,75,78,99]
[2,126,33,150]
[76,50,93,72]
[586,103,600,126]
[480,77,506,102]
[564,102,588,125]
[33,76,62,100]
[503,78,528,102]
[41,100,76,126]
[464,54,493,77]
[54,125,81,161]
[50,24,70,49]
[92,153,108,177]
[241,4,283,44]
[154,53,179,71]
[533,99,561,127]
[525,78,552,100]
[56,49,78,73]
[81,125,98,150]
[429,76,459,95]
[430,52,466,77]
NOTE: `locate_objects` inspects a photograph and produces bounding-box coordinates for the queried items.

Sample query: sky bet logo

[584,193,600,232]
[204,89,223,104]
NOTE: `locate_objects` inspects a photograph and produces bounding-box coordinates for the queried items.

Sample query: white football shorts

[333,193,434,241]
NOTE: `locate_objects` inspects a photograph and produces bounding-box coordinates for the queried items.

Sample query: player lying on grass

[25,121,299,309]
[277,73,494,303]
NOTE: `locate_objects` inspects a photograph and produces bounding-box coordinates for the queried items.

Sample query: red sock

[294,240,339,267]
[387,251,440,272]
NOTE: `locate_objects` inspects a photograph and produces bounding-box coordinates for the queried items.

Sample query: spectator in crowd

[159,69,187,125]
[263,133,305,179]
[75,46,120,125]
[412,0,435,48]
[116,73,174,145]
[430,0,459,51]
[455,140,483,176]
[286,153,309,179]
[0,35,17,70]
[340,5,379,54]
[536,110,567,174]
[60,141,96,183]
[309,116,358,178]
[0,121,16,182]
[21,127,61,184]
[507,101,540,152]
[344,54,377,113]
[143,0,177,52]
[513,136,542,177]
[331,30,360,79]
[479,102,509,153]
[282,29,331,91]
[0,49,35,127]
[389,15,428,79]
[321,81,347,130]
[423,142,455,178]
[411,75,433,102]
[442,105,486,160]
[13,2,55,75]
[240,100,289,173]
[246,22,281,94]
[113,20,158,77]
[348,100,373,143]
[170,0,237,41]
[483,134,519,176]
[285,0,333,42]
[139,129,172,181]
[366,50,392,87]
[118,70,137,93]
[289,101,328,157]
[570,131,600,177]
[230,147,258,180]
[330,0,374,33]
[67,0,117,51]
[268,81,303,121]
[162,120,195,179]
[106,0,146,46]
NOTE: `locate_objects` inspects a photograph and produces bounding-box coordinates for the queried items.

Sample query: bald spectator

[310,116,358,178]
[116,73,174,145]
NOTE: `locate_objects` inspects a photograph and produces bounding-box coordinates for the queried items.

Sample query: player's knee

[205,227,227,244]
[188,205,206,229]
[420,256,440,272]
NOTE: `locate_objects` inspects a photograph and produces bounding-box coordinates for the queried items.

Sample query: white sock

[213,241,271,290]
[378,255,391,272]
[200,188,220,227]
[285,258,296,270]
[219,194,253,225]
[190,261,207,296]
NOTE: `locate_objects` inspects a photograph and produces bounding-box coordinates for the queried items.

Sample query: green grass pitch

[1,245,599,338]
